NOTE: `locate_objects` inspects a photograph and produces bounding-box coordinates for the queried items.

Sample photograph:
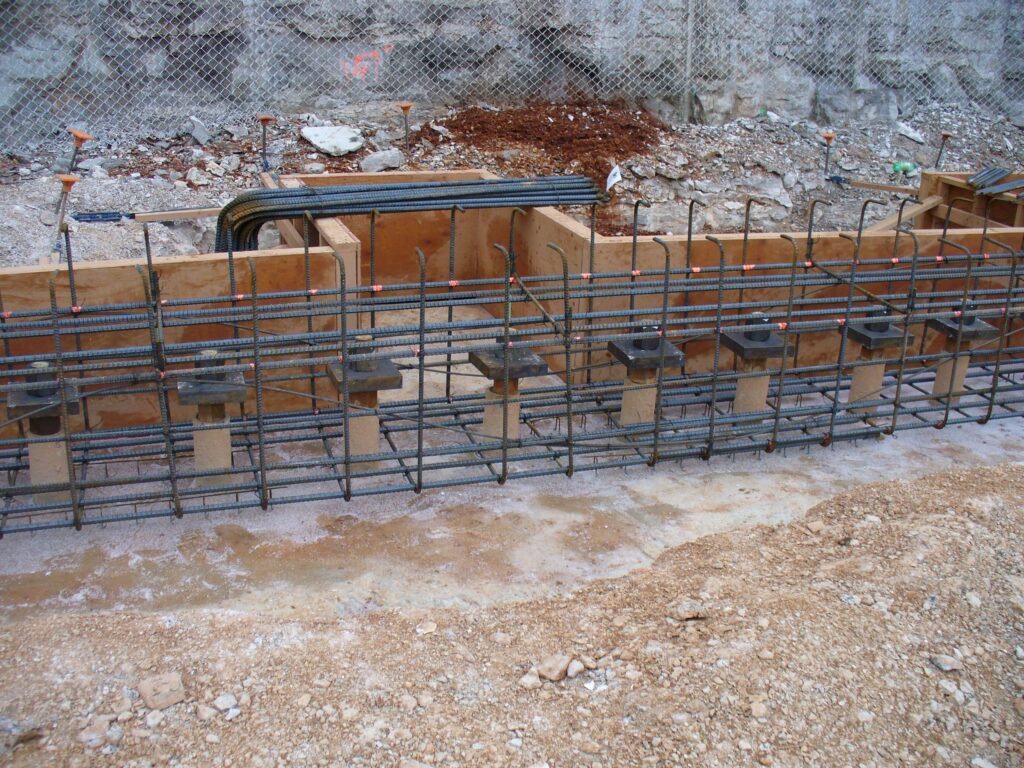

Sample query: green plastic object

[892,161,918,174]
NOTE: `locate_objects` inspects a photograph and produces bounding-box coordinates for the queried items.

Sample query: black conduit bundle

[214,175,602,251]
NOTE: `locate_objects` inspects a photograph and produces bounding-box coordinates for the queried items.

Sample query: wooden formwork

[1,168,1022,432]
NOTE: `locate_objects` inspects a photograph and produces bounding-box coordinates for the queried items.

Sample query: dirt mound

[416,101,662,185]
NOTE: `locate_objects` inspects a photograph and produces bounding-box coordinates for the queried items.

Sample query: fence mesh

[1,0,1022,152]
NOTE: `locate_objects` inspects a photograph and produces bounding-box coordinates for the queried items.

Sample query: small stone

[206,733,220,743]
[416,693,434,708]
[856,709,875,723]
[965,592,983,608]
[415,620,437,636]
[896,122,925,144]
[138,673,186,710]
[188,116,211,145]
[145,710,164,729]
[806,519,826,533]
[296,693,312,708]
[197,705,217,722]
[492,631,512,645]
[669,599,708,621]
[342,706,359,721]
[580,739,601,754]
[220,154,241,173]
[359,148,405,173]
[225,707,241,721]
[930,654,963,672]
[399,760,435,768]
[537,653,572,682]
[566,659,585,679]
[185,167,210,186]
[213,693,238,712]
[303,162,327,174]
[398,693,417,712]
[970,758,998,768]
[518,668,542,690]
[750,701,768,718]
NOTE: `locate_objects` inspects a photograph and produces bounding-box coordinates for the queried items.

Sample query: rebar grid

[1,198,1023,536]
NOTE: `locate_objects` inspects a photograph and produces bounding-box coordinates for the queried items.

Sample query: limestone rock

[537,653,572,682]
[138,672,185,710]
[213,692,238,711]
[930,654,963,672]
[518,668,542,689]
[669,599,708,621]
[360,148,404,173]
[301,126,364,156]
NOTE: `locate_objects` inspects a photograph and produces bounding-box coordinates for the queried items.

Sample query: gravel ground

[0,101,1020,266]
[1,462,1023,767]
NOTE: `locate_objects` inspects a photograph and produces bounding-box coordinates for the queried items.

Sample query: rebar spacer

[67,127,94,148]
[57,174,80,194]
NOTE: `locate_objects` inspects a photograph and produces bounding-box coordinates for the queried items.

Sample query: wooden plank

[866,195,943,232]
[845,179,919,194]
[134,206,222,223]
[934,205,1009,230]
[0,246,340,433]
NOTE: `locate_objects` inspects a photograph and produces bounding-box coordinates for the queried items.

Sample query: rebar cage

[1,175,1023,535]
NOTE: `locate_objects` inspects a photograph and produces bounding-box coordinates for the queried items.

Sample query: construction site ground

[1,417,1023,767]
[0,102,1022,767]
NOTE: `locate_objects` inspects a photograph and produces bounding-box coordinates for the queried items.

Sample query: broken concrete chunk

[300,126,364,156]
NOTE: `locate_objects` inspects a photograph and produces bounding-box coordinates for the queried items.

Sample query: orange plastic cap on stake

[820,129,835,145]
[398,101,414,114]
[67,127,94,148]
[258,114,274,126]
[56,174,80,193]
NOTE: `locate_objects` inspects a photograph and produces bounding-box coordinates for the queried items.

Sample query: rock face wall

[1,0,1021,147]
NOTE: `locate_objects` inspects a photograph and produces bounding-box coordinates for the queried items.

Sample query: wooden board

[0,247,340,434]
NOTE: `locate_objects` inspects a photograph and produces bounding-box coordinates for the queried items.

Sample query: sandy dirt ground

[0,421,1023,767]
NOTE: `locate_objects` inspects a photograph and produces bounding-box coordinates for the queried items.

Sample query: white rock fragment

[301,126,364,156]
[145,709,164,728]
[896,122,925,144]
[415,620,437,635]
[213,692,238,712]
[518,668,542,689]
[360,148,405,173]
[566,659,585,679]
[930,654,963,672]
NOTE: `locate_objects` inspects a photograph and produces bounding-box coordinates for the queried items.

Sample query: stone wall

[1,0,1021,148]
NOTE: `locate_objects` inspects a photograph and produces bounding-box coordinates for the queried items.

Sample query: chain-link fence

[1,0,1022,152]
